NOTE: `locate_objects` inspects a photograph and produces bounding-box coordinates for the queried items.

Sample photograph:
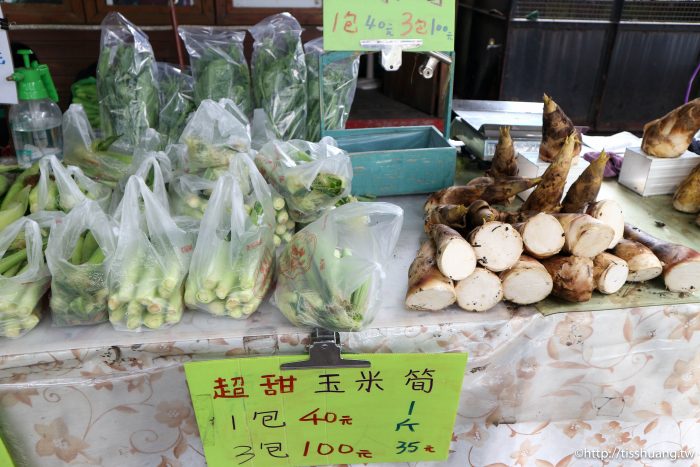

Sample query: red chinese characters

[260,374,297,396]
[212,376,249,399]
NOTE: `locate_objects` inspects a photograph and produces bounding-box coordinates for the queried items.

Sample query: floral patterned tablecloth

[0,195,698,466]
[0,302,699,467]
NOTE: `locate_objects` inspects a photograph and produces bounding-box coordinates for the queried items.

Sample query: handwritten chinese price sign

[323,0,456,52]
[185,353,467,466]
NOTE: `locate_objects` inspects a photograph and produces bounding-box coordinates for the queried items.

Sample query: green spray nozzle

[10,49,59,103]
[17,49,33,68]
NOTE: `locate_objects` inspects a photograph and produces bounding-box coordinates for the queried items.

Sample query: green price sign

[185,353,467,466]
[323,0,456,52]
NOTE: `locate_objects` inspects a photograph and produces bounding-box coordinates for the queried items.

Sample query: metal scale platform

[451,99,544,161]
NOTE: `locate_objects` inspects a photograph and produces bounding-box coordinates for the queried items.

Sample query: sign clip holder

[281,328,370,370]
[359,39,423,71]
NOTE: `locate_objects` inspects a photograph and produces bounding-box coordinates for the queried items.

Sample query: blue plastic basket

[319,51,456,197]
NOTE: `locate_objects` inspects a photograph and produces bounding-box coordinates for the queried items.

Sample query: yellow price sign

[323,0,456,52]
[185,353,467,466]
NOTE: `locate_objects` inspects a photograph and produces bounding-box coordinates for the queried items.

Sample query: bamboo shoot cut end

[566,216,614,258]
[587,200,624,249]
[501,267,553,305]
[455,268,503,312]
[625,255,663,282]
[437,240,476,280]
[518,213,565,258]
[405,288,457,311]
[665,260,700,293]
[469,221,523,272]
[595,258,629,294]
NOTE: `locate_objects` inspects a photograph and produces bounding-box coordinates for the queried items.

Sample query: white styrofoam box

[618,147,700,197]
[516,151,590,200]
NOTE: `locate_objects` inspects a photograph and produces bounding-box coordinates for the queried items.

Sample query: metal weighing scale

[451,99,544,161]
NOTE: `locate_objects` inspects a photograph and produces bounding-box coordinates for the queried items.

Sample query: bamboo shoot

[405,241,457,311]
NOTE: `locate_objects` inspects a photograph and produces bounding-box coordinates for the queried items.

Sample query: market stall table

[0,193,699,467]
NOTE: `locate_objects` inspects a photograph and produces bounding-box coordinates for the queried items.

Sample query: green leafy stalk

[251,15,307,140]
[157,64,195,144]
[81,231,99,263]
[0,186,31,232]
[0,249,28,275]
[97,13,159,147]
[305,42,359,141]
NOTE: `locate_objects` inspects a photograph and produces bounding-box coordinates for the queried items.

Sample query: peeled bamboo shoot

[514,212,565,259]
[429,224,476,281]
[593,252,629,294]
[468,221,523,272]
[613,239,663,282]
[672,162,700,213]
[586,199,624,249]
[624,224,700,293]
[455,267,503,312]
[641,98,700,158]
[554,213,614,258]
[500,256,553,305]
[405,241,457,311]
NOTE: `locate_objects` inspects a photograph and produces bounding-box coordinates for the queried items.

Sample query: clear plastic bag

[156,62,195,145]
[251,13,307,141]
[304,38,360,142]
[274,202,403,331]
[185,154,275,318]
[251,108,277,151]
[169,173,216,220]
[108,176,194,331]
[0,217,51,338]
[178,27,252,117]
[179,99,251,172]
[62,104,134,188]
[218,98,250,129]
[46,201,116,326]
[30,155,112,214]
[254,137,353,223]
[110,150,174,215]
[97,12,159,147]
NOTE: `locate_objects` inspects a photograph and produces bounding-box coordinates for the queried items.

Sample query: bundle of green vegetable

[114,152,173,213]
[255,138,353,223]
[251,13,307,141]
[169,173,215,220]
[0,164,35,232]
[304,38,360,142]
[0,217,51,338]
[274,202,403,331]
[46,201,116,326]
[185,155,274,318]
[157,63,195,145]
[63,104,133,187]
[179,99,250,172]
[28,155,112,214]
[97,12,159,147]
[269,185,295,246]
[179,27,252,117]
[108,176,193,331]
[71,77,100,129]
